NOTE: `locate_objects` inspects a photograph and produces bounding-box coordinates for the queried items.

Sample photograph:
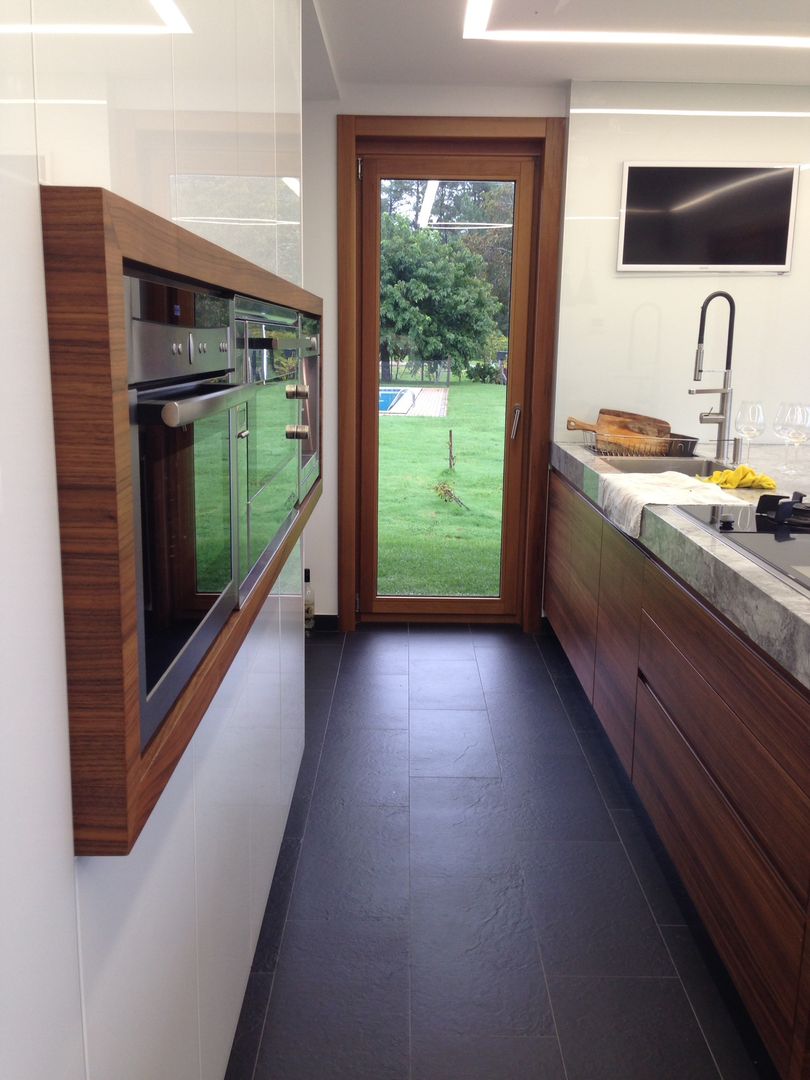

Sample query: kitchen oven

[127,273,242,748]
[233,296,321,603]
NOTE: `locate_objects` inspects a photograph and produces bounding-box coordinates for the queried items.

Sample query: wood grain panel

[642,558,810,792]
[640,612,810,905]
[593,523,644,774]
[336,115,359,632]
[543,472,602,699]
[634,679,803,1077]
[522,117,565,633]
[41,185,323,854]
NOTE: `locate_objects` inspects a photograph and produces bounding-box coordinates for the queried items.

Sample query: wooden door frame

[337,115,566,632]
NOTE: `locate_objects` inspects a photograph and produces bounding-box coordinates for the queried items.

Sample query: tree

[379,214,502,381]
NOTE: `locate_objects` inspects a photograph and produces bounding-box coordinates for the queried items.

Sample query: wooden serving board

[566,409,671,455]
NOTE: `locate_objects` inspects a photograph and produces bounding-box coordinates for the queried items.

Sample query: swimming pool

[379,387,404,413]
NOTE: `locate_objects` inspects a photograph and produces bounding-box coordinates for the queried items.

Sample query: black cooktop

[679,491,810,596]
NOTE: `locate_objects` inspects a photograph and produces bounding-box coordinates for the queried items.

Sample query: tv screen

[617,163,799,272]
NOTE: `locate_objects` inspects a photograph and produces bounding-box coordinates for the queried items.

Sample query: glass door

[358,154,537,618]
[236,319,300,597]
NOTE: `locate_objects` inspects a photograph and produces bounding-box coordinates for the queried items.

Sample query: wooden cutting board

[566,409,671,455]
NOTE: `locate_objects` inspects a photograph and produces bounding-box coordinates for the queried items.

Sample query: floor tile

[409,709,499,778]
[663,925,777,1080]
[303,643,343,690]
[288,801,409,922]
[314,727,409,807]
[224,972,272,1080]
[536,634,574,679]
[410,777,517,878]
[409,624,475,659]
[549,975,721,1080]
[411,1030,566,1080]
[255,916,409,1080]
[578,728,635,809]
[485,688,581,757]
[475,645,556,694]
[470,624,540,648]
[228,625,767,1080]
[411,871,554,1039]
[518,840,673,977]
[329,672,409,729]
[554,675,601,732]
[409,658,485,710]
[611,809,690,927]
[500,752,618,841]
[304,629,344,646]
[252,836,301,974]
[339,633,409,676]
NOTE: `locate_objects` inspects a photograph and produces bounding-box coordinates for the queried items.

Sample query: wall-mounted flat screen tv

[617,163,799,273]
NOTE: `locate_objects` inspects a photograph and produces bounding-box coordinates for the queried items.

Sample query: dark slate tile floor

[226,623,778,1080]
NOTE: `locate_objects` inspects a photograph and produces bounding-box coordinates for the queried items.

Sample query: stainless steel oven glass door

[299,315,320,499]
[134,382,240,749]
[235,315,301,601]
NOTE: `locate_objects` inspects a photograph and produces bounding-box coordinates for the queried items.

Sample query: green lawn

[377,382,506,596]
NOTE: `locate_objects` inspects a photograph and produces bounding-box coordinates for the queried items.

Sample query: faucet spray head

[693,343,704,382]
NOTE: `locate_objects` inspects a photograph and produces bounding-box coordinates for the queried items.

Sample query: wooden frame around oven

[40,186,323,855]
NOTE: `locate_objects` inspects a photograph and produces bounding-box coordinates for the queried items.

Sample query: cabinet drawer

[634,679,804,1077]
[642,559,810,792]
[639,612,810,905]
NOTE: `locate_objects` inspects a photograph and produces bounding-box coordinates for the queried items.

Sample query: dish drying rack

[579,431,697,458]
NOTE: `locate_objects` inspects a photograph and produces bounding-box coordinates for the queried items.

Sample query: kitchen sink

[601,456,724,476]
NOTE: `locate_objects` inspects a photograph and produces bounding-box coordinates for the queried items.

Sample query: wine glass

[733,401,765,463]
[773,402,810,474]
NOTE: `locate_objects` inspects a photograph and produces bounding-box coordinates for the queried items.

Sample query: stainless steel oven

[126,272,241,748]
[233,297,321,603]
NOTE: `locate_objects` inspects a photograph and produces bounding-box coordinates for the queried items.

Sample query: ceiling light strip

[463,0,810,49]
[0,1,190,35]
[571,107,810,118]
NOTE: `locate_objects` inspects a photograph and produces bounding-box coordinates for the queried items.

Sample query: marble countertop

[551,440,810,694]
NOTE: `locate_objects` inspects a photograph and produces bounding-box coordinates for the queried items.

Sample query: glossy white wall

[555,82,810,442]
[29,0,302,276]
[3,3,305,1078]
[0,5,86,1078]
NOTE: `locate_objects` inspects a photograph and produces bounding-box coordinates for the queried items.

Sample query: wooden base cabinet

[592,521,644,774]
[635,678,804,1076]
[544,471,602,699]
[543,468,810,1078]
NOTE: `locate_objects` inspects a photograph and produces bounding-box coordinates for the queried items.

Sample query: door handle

[510,404,522,440]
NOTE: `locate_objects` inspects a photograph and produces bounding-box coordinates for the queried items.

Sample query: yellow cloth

[698,465,776,490]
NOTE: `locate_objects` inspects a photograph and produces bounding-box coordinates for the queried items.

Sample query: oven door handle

[138,384,254,428]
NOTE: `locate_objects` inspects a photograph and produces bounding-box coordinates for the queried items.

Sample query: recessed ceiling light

[464,0,810,48]
[0,98,107,106]
[0,0,191,35]
[571,107,810,117]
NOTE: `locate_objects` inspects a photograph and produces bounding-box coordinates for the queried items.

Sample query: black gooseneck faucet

[689,291,737,461]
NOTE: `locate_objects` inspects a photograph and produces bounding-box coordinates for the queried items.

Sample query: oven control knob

[719,514,735,531]
[285,384,310,399]
[285,425,310,440]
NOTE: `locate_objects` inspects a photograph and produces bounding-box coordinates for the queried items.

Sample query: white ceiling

[306,0,810,98]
